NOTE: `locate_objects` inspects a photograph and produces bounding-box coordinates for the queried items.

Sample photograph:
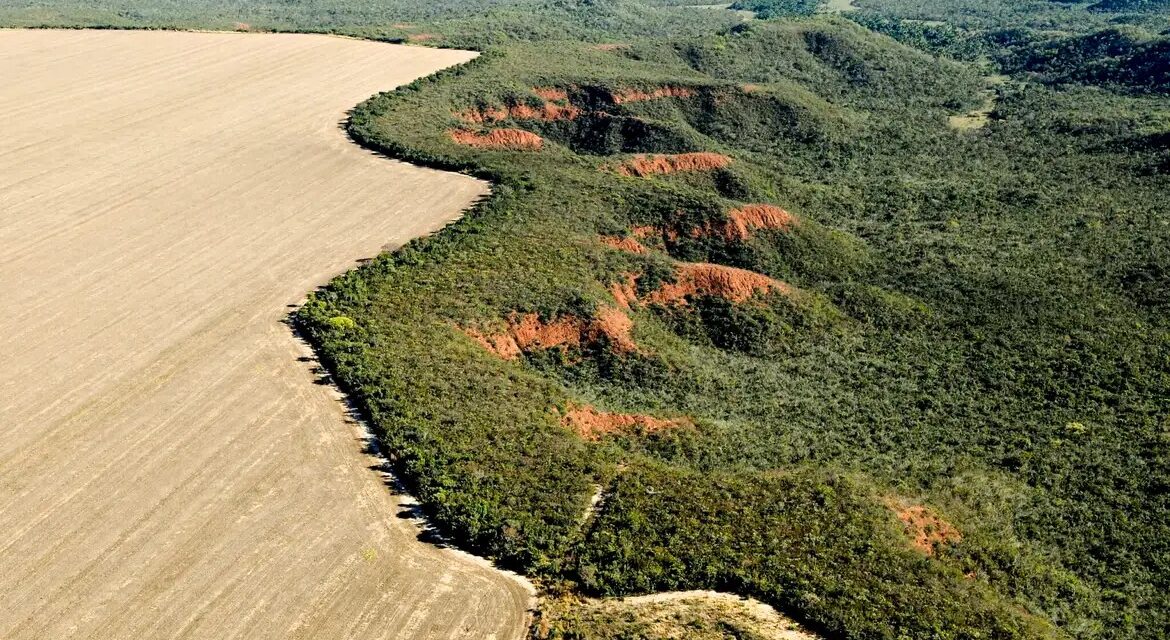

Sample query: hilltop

[297,14,1170,640]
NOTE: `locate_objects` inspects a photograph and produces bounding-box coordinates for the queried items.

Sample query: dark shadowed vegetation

[7,0,1168,638]
[292,17,1167,638]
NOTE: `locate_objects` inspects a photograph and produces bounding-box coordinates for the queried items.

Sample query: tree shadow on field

[283,311,457,549]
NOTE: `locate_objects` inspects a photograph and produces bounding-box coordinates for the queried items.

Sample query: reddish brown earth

[511,102,581,121]
[463,308,637,359]
[630,224,679,243]
[562,406,690,440]
[456,106,510,123]
[450,128,545,150]
[892,504,963,556]
[698,204,798,241]
[533,86,570,102]
[511,313,586,350]
[457,103,580,123]
[609,274,640,311]
[463,327,526,360]
[589,307,639,353]
[615,152,733,177]
[645,263,791,305]
[601,234,648,254]
[407,33,438,42]
[611,86,695,104]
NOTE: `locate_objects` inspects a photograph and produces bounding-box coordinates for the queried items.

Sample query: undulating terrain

[2,0,1168,639]
[0,30,531,640]
[295,11,1169,640]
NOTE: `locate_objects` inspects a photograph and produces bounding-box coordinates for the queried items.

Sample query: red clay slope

[615,153,732,177]
[462,308,637,359]
[645,263,791,305]
[699,204,798,241]
[563,405,690,440]
[449,128,544,150]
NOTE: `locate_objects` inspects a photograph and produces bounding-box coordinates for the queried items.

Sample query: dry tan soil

[537,591,820,640]
[619,592,818,639]
[0,29,531,639]
[821,0,857,13]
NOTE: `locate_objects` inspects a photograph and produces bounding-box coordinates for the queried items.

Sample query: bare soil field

[821,0,857,13]
[0,29,530,639]
[949,74,1008,132]
[536,591,820,639]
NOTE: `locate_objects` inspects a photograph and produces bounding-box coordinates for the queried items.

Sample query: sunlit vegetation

[292,15,1167,638]
[7,0,1168,637]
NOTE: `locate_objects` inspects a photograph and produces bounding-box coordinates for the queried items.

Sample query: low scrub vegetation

[12,0,1166,637]
[292,15,1169,640]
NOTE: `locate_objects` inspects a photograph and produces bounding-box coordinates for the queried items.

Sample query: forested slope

[293,17,1169,640]
[5,0,1167,637]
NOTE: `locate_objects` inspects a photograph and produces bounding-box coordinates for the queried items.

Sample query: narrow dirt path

[0,29,530,640]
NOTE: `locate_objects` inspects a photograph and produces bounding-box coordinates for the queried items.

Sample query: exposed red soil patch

[627,224,678,243]
[741,83,763,93]
[891,504,962,556]
[462,327,523,360]
[696,204,798,241]
[562,405,690,441]
[589,307,638,353]
[462,308,637,360]
[456,106,509,123]
[610,86,695,104]
[614,152,733,177]
[645,263,791,305]
[232,22,251,32]
[510,313,582,350]
[449,128,544,150]
[609,273,639,311]
[601,235,648,254]
[512,102,581,121]
[533,87,570,102]
[407,33,438,42]
[457,102,580,124]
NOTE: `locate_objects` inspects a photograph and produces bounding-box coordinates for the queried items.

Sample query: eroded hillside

[298,17,1170,640]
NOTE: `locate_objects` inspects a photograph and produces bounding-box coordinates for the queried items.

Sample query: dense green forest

[6,0,1167,638]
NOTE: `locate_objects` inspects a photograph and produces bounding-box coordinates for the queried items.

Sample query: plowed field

[0,29,529,640]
